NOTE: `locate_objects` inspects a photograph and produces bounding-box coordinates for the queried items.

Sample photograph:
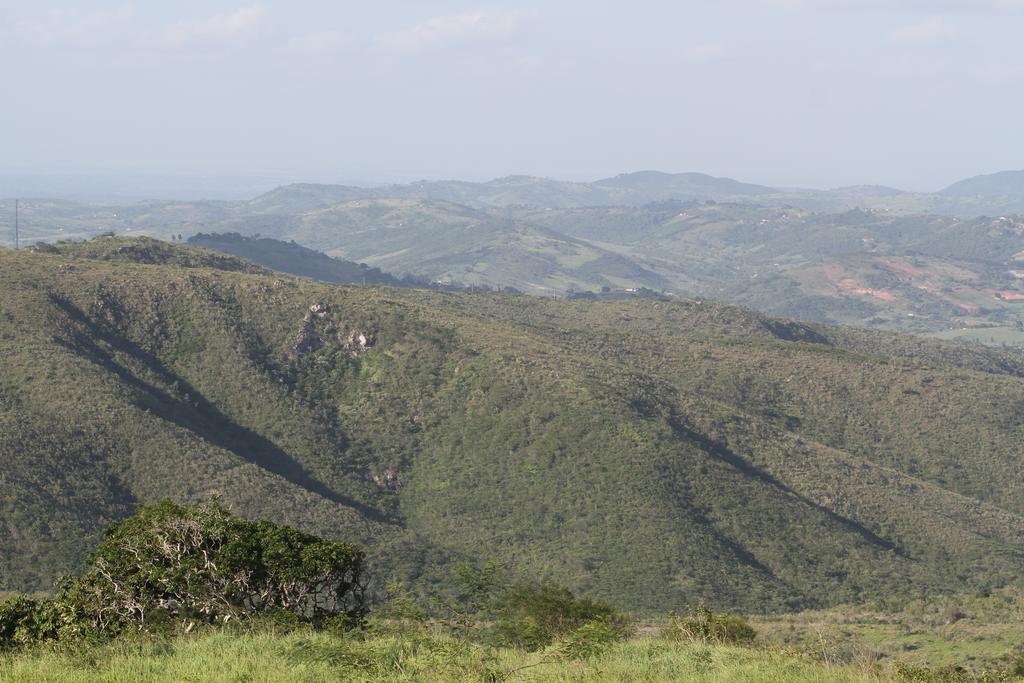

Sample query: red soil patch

[852,287,897,302]
[837,277,897,301]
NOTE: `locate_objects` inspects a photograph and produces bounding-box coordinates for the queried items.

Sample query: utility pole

[13,199,18,249]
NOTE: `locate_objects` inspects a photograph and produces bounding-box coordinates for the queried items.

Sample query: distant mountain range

[242,168,1024,214]
[246,171,775,212]
[229,169,1024,215]
[5,168,1024,209]
[6,169,1024,346]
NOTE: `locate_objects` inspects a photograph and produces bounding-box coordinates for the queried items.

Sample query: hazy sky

[2,0,1023,191]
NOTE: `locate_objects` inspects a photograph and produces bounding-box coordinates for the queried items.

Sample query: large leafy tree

[1,501,367,646]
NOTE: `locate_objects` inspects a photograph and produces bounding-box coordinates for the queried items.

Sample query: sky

[1,0,1023,192]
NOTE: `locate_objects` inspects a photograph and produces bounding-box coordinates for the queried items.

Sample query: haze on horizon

[2,0,1023,195]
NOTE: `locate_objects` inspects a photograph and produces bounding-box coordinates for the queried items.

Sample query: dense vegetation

[2,238,1024,617]
[2,504,1020,681]
[0,501,366,646]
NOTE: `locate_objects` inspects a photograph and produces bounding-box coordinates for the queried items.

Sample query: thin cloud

[889,15,957,45]
[287,31,346,54]
[159,6,267,48]
[10,5,134,48]
[378,9,521,53]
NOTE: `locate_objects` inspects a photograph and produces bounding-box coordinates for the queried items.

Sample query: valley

[5,170,1024,346]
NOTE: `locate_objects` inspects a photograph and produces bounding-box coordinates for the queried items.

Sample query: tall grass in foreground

[0,629,892,683]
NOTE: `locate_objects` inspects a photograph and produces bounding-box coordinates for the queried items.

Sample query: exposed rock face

[290,303,376,358]
[371,467,401,491]
[339,325,376,358]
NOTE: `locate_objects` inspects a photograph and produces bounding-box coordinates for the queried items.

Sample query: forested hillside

[186,232,406,287]
[2,238,1023,614]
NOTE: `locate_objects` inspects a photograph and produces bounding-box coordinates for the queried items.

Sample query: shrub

[1012,648,1024,678]
[0,596,56,649]
[366,580,429,636]
[491,581,629,651]
[557,617,625,660]
[663,604,756,645]
[0,501,368,648]
[893,662,1015,682]
[432,561,505,635]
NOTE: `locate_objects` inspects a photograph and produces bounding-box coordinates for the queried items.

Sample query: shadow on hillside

[48,293,391,526]
[759,319,831,345]
[667,415,904,556]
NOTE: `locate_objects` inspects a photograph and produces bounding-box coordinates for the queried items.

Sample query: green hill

[203,197,670,295]
[941,170,1024,198]
[186,232,405,286]
[592,170,776,203]
[244,183,371,214]
[2,237,1024,615]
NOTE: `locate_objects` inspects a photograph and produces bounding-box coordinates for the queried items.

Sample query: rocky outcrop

[371,467,401,491]
[339,325,376,358]
[290,303,376,358]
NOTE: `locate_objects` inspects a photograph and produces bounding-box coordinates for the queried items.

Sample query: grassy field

[753,588,1024,672]
[0,628,929,683]
[932,326,1024,347]
[5,592,1022,683]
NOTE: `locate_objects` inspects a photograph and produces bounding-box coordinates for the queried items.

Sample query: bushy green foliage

[491,581,629,651]
[664,604,757,645]
[429,562,506,634]
[556,617,628,660]
[0,597,58,649]
[1011,651,1024,679]
[363,581,430,638]
[0,501,366,648]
